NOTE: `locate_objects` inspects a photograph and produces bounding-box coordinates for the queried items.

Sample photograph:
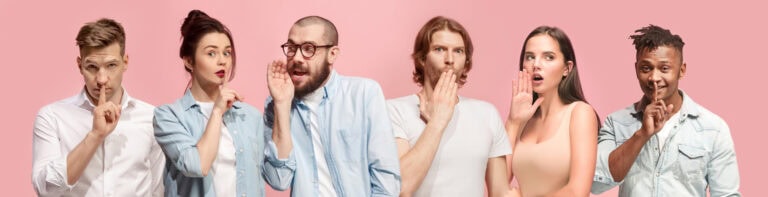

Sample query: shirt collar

[181,89,242,111]
[78,87,134,111]
[298,69,339,103]
[632,89,700,120]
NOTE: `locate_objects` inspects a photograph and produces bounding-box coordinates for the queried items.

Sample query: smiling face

[635,45,686,102]
[522,34,572,96]
[285,23,336,98]
[187,32,233,88]
[78,42,128,104]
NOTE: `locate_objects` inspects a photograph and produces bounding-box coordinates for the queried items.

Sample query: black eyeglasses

[281,43,334,58]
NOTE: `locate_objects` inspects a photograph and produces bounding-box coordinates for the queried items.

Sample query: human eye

[524,55,535,61]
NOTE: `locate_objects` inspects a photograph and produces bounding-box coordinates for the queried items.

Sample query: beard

[294,60,331,99]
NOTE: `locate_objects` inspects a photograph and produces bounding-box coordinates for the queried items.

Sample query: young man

[32,18,164,196]
[263,16,401,196]
[591,24,741,196]
[387,16,510,197]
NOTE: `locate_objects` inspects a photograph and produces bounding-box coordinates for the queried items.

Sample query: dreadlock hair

[630,24,685,62]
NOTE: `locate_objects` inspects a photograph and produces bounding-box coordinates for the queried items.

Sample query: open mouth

[291,70,308,76]
[215,70,225,78]
[532,73,543,82]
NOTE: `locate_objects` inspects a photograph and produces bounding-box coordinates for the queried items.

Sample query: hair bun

[181,10,210,37]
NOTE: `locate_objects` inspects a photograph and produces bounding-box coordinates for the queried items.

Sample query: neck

[189,79,219,102]
[536,90,566,119]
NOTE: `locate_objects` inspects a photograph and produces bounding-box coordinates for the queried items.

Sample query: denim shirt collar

[631,89,700,120]
[296,70,338,106]
[180,89,242,111]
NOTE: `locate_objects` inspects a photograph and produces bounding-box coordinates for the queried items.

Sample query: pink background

[1,0,764,196]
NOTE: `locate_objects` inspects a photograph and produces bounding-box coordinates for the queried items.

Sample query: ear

[563,60,574,77]
[122,54,129,71]
[327,46,340,67]
[679,62,687,79]
[76,56,82,71]
[183,56,193,72]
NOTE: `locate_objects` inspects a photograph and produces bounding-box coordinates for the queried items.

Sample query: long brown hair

[519,26,587,105]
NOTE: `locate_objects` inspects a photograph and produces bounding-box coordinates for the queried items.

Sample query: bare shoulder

[570,101,597,118]
[569,101,599,134]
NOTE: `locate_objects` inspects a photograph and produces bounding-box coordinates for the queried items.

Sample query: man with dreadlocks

[590,24,741,196]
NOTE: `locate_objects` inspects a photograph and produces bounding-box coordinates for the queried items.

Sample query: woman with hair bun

[153,10,293,197]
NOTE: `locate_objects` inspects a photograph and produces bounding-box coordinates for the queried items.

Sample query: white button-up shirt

[32,89,165,196]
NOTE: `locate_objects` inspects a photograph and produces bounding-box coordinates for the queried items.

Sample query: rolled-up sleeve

[153,106,204,177]
[261,99,297,191]
[32,108,76,196]
[592,116,622,194]
[366,83,401,197]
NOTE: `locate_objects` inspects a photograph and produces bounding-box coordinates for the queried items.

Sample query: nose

[290,52,305,64]
[96,69,109,86]
[444,52,454,66]
[217,54,228,66]
[649,69,662,84]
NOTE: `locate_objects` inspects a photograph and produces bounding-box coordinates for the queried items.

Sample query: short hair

[179,9,237,81]
[411,16,474,86]
[76,18,126,56]
[293,16,339,46]
[630,24,685,61]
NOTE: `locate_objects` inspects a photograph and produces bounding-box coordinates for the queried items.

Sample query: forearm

[486,157,510,197]
[399,123,446,194]
[271,101,292,159]
[608,130,649,181]
[196,109,224,176]
[504,120,523,180]
[66,131,105,185]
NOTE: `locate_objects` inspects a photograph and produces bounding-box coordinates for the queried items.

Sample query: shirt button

[239,148,244,153]
[656,173,660,177]
[233,130,238,134]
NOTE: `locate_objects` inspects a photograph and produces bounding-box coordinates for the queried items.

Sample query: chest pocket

[677,144,707,180]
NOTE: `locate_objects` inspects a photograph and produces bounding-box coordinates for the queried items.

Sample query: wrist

[88,131,108,141]
[212,108,226,117]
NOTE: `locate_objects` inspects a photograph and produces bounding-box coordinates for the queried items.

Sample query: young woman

[153,10,292,196]
[506,26,598,197]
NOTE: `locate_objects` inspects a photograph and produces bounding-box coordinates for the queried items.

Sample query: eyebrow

[83,58,120,64]
[287,39,318,45]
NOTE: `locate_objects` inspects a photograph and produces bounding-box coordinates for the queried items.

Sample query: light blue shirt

[263,70,401,197]
[153,90,288,197]
[592,90,740,196]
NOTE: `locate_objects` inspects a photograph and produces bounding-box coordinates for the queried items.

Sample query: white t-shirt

[387,94,512,197]
[656,110,682,151]
[303,89,339,197]
[198,101,236,197]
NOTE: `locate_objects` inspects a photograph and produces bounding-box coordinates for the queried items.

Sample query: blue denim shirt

[263,70,402,197]
[592,90,740,196]
[154,90,286,197]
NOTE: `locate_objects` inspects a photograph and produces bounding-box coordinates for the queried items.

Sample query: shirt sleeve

[261,98,297,191]
[32,107,77,196]
[153,105,204,178]
[366,83,402,197]
[488,106,512,158]
[385,101,408,140]
[706,122,741,196]
[591,115,622,194]
[148,133,166,196]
